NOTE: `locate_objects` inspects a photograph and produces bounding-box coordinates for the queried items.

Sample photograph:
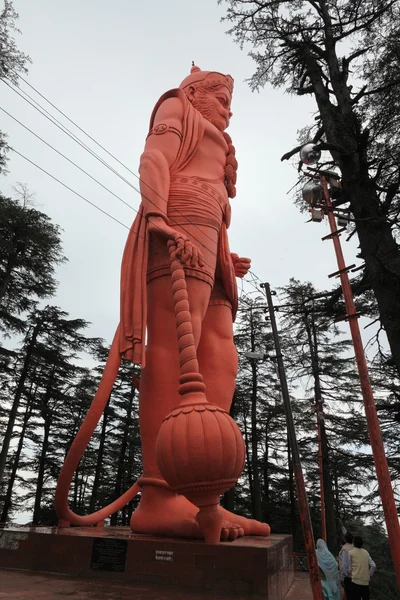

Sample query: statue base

[0,526,294,598]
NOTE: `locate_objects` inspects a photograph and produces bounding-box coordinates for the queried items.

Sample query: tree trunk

[341,167,400,376]
[32,418,50,524]
[243,407,254,501]
[0,322,42,486]
[0,252,17,305]
[249,320,263,520]
[263,418,270,523]
[287,437,297,546]
[110,391,133,527]
[306,48,400,376]
[89,396,111,513]
[72,467,79,511]
[305,313,337,553]
[0,399,32,523]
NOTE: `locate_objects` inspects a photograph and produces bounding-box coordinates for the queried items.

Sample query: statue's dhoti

[147,175,233,310]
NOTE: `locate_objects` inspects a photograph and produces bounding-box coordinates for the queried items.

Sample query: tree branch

[312,126,325,143]
[281,144,304,162]
[295,85,314,95]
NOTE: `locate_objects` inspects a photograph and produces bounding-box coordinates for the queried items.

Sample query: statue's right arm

[139,97,183,237]
[139,97,204,267]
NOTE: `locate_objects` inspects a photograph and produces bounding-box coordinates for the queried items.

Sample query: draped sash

[118,89,206,366]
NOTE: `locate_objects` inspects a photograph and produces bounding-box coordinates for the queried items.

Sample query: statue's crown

[179,63,234,95]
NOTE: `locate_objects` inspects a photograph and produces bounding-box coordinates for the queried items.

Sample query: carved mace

[155,240,245,543]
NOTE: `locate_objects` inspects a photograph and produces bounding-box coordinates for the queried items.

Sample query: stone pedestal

[0,527,294,598]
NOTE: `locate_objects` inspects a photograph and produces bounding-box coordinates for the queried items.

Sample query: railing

[293,553,308,571]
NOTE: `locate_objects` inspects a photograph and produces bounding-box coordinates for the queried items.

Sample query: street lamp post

[299,150,400,587]
[261,282,323,600]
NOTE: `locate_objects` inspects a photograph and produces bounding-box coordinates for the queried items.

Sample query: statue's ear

[187,85,196,102]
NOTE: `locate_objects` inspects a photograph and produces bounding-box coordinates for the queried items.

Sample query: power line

[3,76,262,294]
[3,71,262,291]
[10,146,255,310]
[0,106,135,213]
[11,148,129,230]
[2,105,253,304]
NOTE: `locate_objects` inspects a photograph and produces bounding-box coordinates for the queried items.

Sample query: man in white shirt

[347,536,376,600]
[339,532,354,599]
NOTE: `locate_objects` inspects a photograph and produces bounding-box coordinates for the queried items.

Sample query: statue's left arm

[231,253,251,278]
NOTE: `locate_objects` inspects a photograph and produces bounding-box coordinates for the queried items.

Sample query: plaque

[155,550,174,562]
[90,538,127,572]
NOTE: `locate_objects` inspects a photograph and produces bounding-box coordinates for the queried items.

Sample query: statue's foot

[219,507,271,536]
[130,485,243,541]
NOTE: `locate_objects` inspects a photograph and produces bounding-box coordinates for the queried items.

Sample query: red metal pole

[320,176,400,587]
[317,409,327,542]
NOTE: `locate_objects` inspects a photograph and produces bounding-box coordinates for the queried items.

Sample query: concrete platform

[0,526,294,598]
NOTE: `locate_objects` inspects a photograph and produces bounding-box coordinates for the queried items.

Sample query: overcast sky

[2,0,369,348]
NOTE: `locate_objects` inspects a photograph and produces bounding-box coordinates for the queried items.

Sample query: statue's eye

[217,97,228,107]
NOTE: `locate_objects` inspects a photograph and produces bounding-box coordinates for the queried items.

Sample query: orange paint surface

[55,66,270,543]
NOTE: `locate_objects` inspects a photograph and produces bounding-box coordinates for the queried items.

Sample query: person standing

[339,532,354,599]
[316,539,341,600]
[348,536,376,600]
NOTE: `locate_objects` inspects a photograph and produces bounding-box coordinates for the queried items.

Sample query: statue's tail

[55,327,141,526]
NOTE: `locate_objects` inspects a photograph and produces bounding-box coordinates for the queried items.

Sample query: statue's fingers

[174,234,186,248]
[239,258,251,266]
[236,266,248,275]
[174,245,183,259]
[197,248,205,268]
[190,244,199,267]
[181,241,192,264]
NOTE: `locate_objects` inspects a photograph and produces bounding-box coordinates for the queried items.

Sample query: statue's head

[180,64,234,131]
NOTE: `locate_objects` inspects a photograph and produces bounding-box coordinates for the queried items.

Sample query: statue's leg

[196,302,271,537]
[130,275,242,540]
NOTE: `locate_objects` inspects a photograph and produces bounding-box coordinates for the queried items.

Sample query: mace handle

[168,240,206,396]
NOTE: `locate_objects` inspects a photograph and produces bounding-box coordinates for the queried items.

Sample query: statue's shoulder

[149,89,188,129]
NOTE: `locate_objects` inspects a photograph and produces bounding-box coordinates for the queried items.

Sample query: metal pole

[262,282,323,600]
[306,307,328,544]
[317,415,327,542]
[320,176,400,587]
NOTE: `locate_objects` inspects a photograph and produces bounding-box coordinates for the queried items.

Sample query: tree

[0,191,66,333]
[234,297,291,530]
[0,306,100,504]
[278,279,387,548]
[0,0,31,173]
[221,0,400,376]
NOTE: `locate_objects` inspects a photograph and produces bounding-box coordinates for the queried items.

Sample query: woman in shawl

[316,539,341,600]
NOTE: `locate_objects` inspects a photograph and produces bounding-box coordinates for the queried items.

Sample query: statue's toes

[221,526,230,541]
[221,520,243,541]
[229,527,239,541]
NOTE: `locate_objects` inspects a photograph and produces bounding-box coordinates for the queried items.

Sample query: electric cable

[10,146,255,311]
[4,73,264,290]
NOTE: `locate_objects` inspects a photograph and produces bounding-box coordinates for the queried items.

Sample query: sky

[1,0,369,348]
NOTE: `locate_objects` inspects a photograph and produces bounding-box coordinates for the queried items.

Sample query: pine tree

[0,192,66,334]
[234,297,290,527]
[0,306,101,522]
[0,0,31,173]
[221,0,400,376]
[278,279,379,550]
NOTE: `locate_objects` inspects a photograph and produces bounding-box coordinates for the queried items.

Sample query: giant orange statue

[55,65,271,542]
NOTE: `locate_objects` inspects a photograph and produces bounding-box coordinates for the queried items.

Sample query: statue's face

[189,84,232,131]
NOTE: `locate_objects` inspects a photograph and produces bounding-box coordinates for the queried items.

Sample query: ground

[0,569,312,600]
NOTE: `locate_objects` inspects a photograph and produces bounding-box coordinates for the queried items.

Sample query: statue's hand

[231,253,251,278]
[148,216,205,268]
